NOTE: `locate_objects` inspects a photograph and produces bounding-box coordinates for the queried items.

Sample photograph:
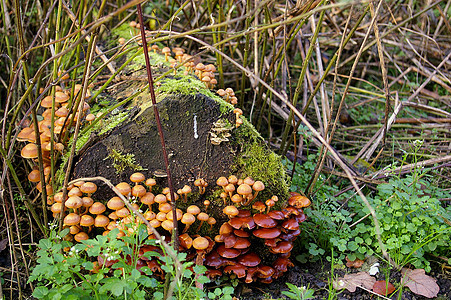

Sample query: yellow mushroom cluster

[19,81,96,203]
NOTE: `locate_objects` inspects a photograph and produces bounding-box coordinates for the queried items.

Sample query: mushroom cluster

[203,177,310,283]
[19,83,94,203]
[216,87,238,105]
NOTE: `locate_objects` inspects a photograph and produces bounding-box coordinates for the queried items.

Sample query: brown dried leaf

[345,256,365,268]
[401,268,439,298]
[0,239,7,251]
[333,272,376,292]
[372,280,395,296]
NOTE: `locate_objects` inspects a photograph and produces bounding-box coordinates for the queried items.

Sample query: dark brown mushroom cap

[253,213,278,228]
[219,222,234,235]
[282,206,300,217]
[229,216,255,230]
[272,258,294,278]
[264,238,278,247]
[288,194,311,208]
[257,265,275,278]
[234,237,251,249]
[237,209,251,218]
[206,268,223,278]
[179,233,193,250]
[238,252,261,267]
[281,218,300,231]
[245,267,259,283]
[280,229,301,241]
[268,210,285,220]
[223,234,237,248]
[253,227,281,239]
[234,229,250,237]
[217,245,241,258]
[294,211,307,223]
[224,264,246,278]
[205,251,234,268]
[270,241,293,254]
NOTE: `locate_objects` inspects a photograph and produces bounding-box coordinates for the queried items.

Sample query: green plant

[281,283,315,300]
[28,225,216,299]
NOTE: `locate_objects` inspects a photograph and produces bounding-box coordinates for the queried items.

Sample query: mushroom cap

[161,219,174,232]
[253,213,278,228]
[268,210,285,220]
[197,212,209,222]
[272,257,294,276]
[224,184,235,194]
[253,227,281,239]
[53,192,66,203]
[179,233,193,249]
[50,202,63,214]
[154,194,167,204]
[140,192,155,206]
[166,208,183,221]
[155,212,166,221]
[195,63,205,71]
[181,185,192,194]
[54,91,69,103]
[68,187,83,197]
[223,205,239,217]
[252,181,265,192]
[193,237,209,250]
[107,197,125,210]
[257,266,275,278]
[217,245,241,258]
[205,251,234,268]
[132,185,147,198]
[234,229,250,237]
[145,178,156,187]
[216,176,228,187]
[237,184,252,196]
[186,205,200,215]
[85,114,95,122]
[40,96,53,108]
[89,202,106,215]
[115,182,131,195]
[149,219,161,228]
[65,196,83,209]
[94,215,109,227]
[234,237,251,249]
[28,170,41,182]
[74,232,89,242]
[281,218,300,231]
[231,194,242,204]
[130,172,145,183]
[288,194,311,208]
[80,182,97,195]
[143,210,156,220]
[223,234,237,248]
[116,207,130,218]
[229,216,255,230]
[252,201,266,212]
[80,214,95,227]
[270,241,293,254]
[64,213,80,226]
[219,222,234,235]
[224,264,246,278]
[181,213,195,225]
[162,47,171,54]
[217,89,226,97]
[238,252,261,267]
[21,143,38,159]
[159,202,172,213]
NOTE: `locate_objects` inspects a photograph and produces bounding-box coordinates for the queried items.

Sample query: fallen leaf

[0,239,7,251]
[346,256,365,268]
[401,268,439,298]
[334,272,376,292]
[373,280,395,296]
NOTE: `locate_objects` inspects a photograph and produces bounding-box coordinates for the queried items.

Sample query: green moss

[233,141,290,201]
[105,148,145,174]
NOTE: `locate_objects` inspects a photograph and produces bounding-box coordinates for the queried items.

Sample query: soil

[229,259,451,300]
